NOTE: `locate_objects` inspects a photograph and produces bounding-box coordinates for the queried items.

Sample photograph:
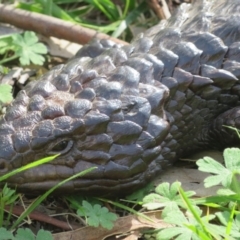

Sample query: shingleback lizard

[1,0,240,195]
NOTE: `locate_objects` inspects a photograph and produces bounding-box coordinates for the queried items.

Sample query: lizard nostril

[0,159,9,173]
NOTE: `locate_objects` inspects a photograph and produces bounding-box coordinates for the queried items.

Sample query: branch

[0,4,128,46]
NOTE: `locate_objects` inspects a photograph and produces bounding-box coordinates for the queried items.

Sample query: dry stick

[5,205,81,231]
[149,0,171,20]
[0,4,128,46]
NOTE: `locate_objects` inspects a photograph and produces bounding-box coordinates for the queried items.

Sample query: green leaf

[223,148,240,170]
[78,200,117,230]
[0,227,14,240]
[142,182,195,212]
[215,211,240,238]
[197,148,240,190]
[197,156,232,188]
[12,31,48,65]
[15,228,35,240]
[36,229,53,240]
[0,84,13,105]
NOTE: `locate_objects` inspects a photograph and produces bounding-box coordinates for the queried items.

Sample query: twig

[0,4,128,46]
[149,0,171,19]
[5,205,81,231]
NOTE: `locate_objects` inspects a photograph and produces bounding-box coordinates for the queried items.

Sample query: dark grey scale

[53,116,73,131]
[75,39,109,58]
[0,123,15,135]
[128,159,148,176]
[107,120,142,144]
[70,80,83,94]
[95,81,122,100]
[12,91,29,107]
[103,161,131,179]
[171,91,186,110]
[152,28,182,50]
[12,130,31,153]
[146,115,169,144]
[131,36,153,53]
[41,105,65,120]
[133,52,164,81]
[169,42,202,74]
[4,104,27,122]
[84,111,110,134]
[142,146,161,164]
[185,88,195,101]
[64,99,92,118]
[100,48,128,66]
[75,88,96,101]
[223,61,240,80]
[206,100,218,109]
[218,94,239,105]
[28,80,56,98]
[124,57,154,84]
[12,112,42,130]
[92,99,121,116]
[160,77,178,96]
[121,44,135,58]
[60,58,83,78]
[121,95,151,128]
[109,144,143,160]
[30,121,55,146]
[136,131,156,149]
[108,66,140,96]
[189,75,213,92]
[172,68,193,92]
[32,120,54,138]
[180,5,212,33]
[201,65,238,89]
[113,155,139,168]
[75,69,98,85]
[165,100,178,113]
[179,104,192,116]
[232,85,240,97]
[27,64,64,87]
[170,110,182,123]
[100,39,119,48]
[226,42,240,62]
[81,150,111,164]
[85,55,116,75]
[153,47,179,77]
[28,95,46,111]
[211,15,240,46]
[80,134,113,151]
[183,32,228,68]
[84,77,108,90]
[51,74,70,91]
[139,83,168,114]
[0,135,15,160]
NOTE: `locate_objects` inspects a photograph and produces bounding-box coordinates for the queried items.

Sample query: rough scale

[0,0,240,195]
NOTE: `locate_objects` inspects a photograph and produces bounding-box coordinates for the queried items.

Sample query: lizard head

[0,48,170,195]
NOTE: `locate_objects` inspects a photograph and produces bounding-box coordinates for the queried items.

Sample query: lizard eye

[49,140,73,154]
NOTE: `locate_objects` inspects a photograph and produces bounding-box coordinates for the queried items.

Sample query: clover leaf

[12,31,48,65]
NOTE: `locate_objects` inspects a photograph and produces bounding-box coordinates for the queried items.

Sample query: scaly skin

[1,0,240,195]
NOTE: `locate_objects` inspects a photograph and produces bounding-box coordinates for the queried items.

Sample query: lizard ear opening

[49,140,73,155]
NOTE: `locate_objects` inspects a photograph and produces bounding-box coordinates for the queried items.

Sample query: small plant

[0,154,96,239]
[0,31,48,66]
[67,196,118,230]
[142,147,240,240]
[0,228,53,240]
[17,0,155,40]
[0,84,13,108]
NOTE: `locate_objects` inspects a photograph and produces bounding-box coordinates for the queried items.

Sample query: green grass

[16,0,158,40]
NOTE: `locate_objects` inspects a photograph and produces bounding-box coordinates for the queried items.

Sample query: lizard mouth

[5,158,156,195]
